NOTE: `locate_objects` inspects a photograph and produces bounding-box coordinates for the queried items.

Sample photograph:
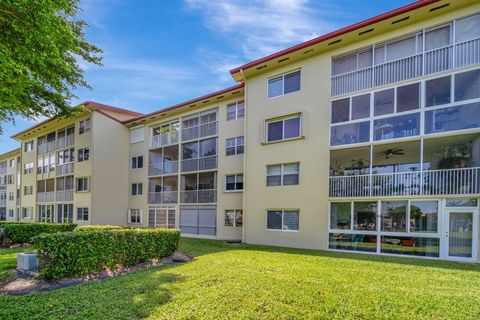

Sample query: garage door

[180,205,216,236]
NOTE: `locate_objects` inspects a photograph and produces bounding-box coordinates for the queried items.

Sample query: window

[130,127,144,143]
[266,115,301,142]
[410,201,438,233]
[132,156,144,169]
[9,159,15,167]
[22,207,32,219]
[267,163,299,186]
[397,83,420,112]
[8,192,14,201]
[426,76,451,107]
[381,201,408,232]
[456,13,480,43]
[24,140,34,152]
[267,210,299,231]
[268,70,301,98]
[373,113,420,141]
[7,209,14,218]
[331,121,370,146]
[77,207,89,221]
[24,162,33,174]
[78,148,90,162]
[332,49,372,76]
[129,209,142,224]
[330,202,351,230]
[24,185,33,196]
[331,99,349,123]
[226,101,245,120]
[131,183,143,196]
[446,198,478,207]
[225,174,243,191]
[76,177,89,192]
[425,24,451,51]
[455,69,480,102]
[374,89,394,116]
[425,102,480,134]
[353,202,377,231]
[79,118,91,134]
[226,137,244,156]
[7,175,14,184]
[351,94,371,120]
[225,210,243,228]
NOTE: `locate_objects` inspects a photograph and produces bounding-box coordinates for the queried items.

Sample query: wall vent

[429,3,449,12]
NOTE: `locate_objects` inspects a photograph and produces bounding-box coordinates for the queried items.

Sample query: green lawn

[0,247,30,283]
[1,238,480,319]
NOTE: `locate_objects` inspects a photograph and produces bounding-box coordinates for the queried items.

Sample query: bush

[34,228,181,280]
[74,225,126,232]
[1,223,77,244]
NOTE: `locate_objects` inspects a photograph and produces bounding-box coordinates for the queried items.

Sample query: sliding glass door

[444,209,478,261]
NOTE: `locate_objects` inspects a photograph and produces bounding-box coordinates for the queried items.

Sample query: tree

[0,0,102,133]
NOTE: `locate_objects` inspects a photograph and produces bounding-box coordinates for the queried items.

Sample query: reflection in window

[374,113,419,141]
[425,102,480,134]
[426,76,451,107]
[410,201,438,233]
[331,99,349,123]
[455,69,480,102]
[329,233,377,252]
[446,198,478,207]
[353,202,377,231]
[330,202,351,230]
[455,14,480,43]
[397,83,420,112]
[352,94,370,120]
[330,122,370,146]
[381,236,439,257]
[374,88,394,116]
[381,201,407,232]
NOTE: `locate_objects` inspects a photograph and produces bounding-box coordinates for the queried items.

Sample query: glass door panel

[448,211,473,258]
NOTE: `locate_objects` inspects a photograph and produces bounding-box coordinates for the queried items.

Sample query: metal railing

[181,121,218,141]
[56,135,75,150]
[181,155,217,172]
[150,132,179,149]
[148,161,179,176]
[329,167,480,198]
[56,163,74,176]
[180,189,217,203]
[332,37,480,96]
[36,192,55,203]
[38,141,56,155]
[56,190,73,202]
[147,191,178,204]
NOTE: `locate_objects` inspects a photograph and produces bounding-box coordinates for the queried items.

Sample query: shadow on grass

[179,237,480,272]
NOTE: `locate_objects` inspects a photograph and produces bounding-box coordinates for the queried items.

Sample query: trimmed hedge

[74,225,126,232]
[0,223,77,244]
[34,228,181,280]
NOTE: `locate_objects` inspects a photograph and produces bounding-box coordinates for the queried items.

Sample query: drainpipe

[239,69,247,244]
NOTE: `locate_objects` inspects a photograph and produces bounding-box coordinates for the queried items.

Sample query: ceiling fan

[376,148,405,159]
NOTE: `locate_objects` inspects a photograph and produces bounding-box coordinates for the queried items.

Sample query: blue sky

[0,0,412,153]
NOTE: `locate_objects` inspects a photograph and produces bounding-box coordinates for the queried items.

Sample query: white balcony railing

[329,167,480,198]
[56,135,75,150]
[56,163,74,176]
[150,132,179,149]
[148,161,179,176]
[38,141,56,155]
[181,121,218,141]
[148,191,178,204]
[181,155,218,172]
[180,189,217,203]
[332,37,480,96]
[56,190,73,202]
[36,192,55,203]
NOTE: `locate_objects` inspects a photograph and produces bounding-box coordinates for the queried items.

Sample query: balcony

[56,190,73,202]
[330,167,480,198]
[38,141,56,155]
[56,163,74,176]
[150,132,179,149]
[147,191,178,204]
[181,155,218,172]
[56,135,75,150]
[36,192,55,202]
[332,37,480,96]
[181,121,218,141]
[180,189,216,203]
[148,161,178,176]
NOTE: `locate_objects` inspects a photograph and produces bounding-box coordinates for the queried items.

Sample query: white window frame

[77,207,89,221]
[266,163,300,186]
[226,136,244,156]
[79,118,91,135]
[267,69,302,99]
[226,100,245,121]
[225,174,243,192]
[128,209,142,224]
[24,140,34,153]
[264,114,302,143]
[131,183,143,196]
[131,155,144,169]
[266,209,300,232]
[78,148,90,162]
[24,162,33,174]
[225,209,243,228]
[75,177,90,192]
[22,207,32,219]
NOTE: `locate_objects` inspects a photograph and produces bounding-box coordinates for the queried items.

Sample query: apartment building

[4,0,480,261]
[124,85,245,240]
[0,149,21,221]
[11,102,141,225]
[230,0,480,261]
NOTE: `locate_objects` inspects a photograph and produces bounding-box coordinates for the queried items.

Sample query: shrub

[1,223,77,244]
[74,225,126,232]
[34,228,181,280]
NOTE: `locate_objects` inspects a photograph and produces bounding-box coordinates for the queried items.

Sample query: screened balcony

[181,138,218,172]
[180,172,217,203]
[150,121,179,149]
[329,135,480,198]
[181,109,218,141]
[148,176,178,204]
[148,145,179,176]
[56,126,75,150]
[331,14,480,96]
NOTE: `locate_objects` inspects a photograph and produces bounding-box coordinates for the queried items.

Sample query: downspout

[239,69,247,244]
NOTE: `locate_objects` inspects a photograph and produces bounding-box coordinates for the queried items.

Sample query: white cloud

[185,0,340,59]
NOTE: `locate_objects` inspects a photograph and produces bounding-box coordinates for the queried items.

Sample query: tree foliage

[0,0,102,132]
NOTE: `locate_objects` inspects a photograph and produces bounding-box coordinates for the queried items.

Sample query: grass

[0,247,31,283]
[0,238,480,319]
